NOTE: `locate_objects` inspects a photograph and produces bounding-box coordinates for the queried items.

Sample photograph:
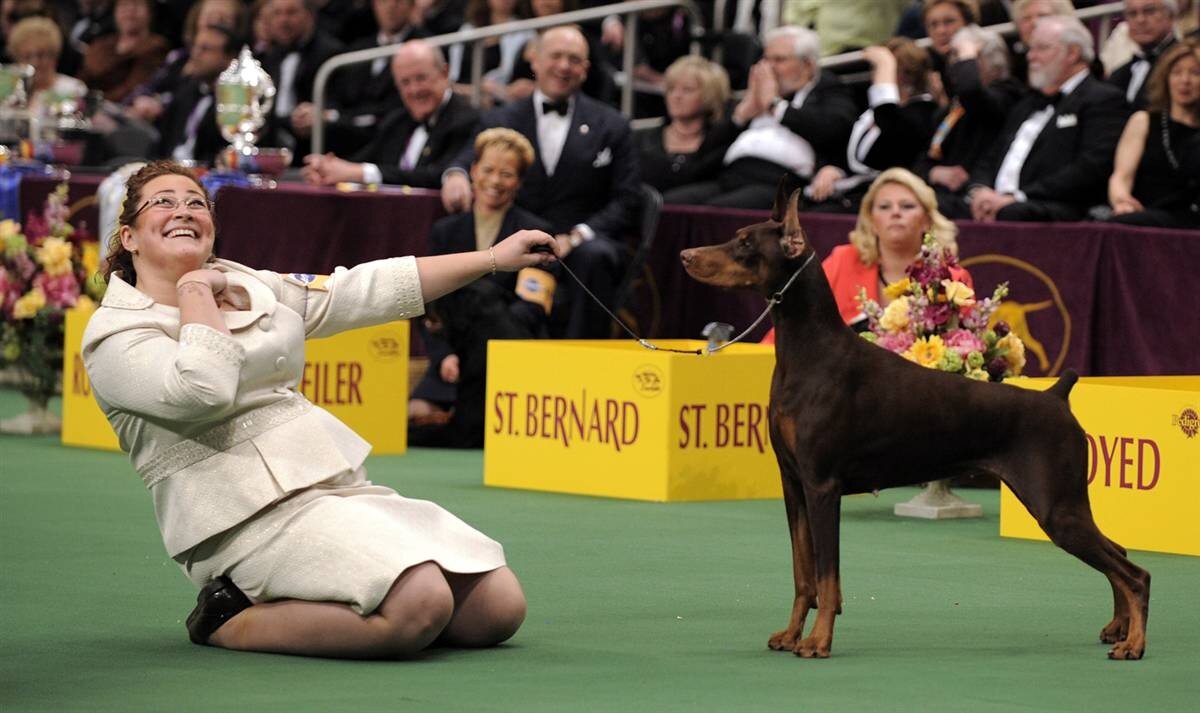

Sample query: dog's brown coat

[680,187,1150,659]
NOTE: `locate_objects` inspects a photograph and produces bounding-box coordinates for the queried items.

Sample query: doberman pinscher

[680,187,1150,660]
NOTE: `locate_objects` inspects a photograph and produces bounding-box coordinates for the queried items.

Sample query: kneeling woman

[83,161,559,657]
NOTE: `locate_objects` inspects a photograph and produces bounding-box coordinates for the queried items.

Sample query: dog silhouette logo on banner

[960,254,1071,376]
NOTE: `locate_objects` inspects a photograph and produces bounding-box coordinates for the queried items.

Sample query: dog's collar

[704,250,817,354]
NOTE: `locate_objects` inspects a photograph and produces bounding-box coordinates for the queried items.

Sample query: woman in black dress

[1106,41,1200,229]
[633,55,735,203]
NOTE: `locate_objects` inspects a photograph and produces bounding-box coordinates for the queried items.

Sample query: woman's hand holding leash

[491,230,559,271]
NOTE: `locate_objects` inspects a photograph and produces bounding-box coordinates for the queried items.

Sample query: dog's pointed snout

[680,249,694,266]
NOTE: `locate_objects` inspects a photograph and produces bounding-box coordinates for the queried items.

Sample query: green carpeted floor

[2,392,1197,712]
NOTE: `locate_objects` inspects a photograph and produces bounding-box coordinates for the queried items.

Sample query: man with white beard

[966,16,1129,222]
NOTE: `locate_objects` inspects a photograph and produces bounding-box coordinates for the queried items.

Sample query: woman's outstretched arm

[415,229,558,303]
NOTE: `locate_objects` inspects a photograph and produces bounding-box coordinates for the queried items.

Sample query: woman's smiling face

[120,174,215,279]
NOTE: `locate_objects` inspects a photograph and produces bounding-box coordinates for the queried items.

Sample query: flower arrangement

[858,236,1025,382]
[1,184,104,405]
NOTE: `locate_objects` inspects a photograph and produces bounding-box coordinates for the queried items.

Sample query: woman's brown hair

[886,37,933,96]
[1146,40,1200,114]
[103,161,212,284]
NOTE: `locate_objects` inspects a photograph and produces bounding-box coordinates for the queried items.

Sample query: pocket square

[592,147,612,168]
[1055,114,1078,128]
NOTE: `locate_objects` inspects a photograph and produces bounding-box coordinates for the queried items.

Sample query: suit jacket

[260,30,345,151]
[855,98,939,172]
[82,257,426,557]
[354,93,479,187]
[971,74,1129,207]
[1107,36,1177,108]
[155,78,225,165]
[777,71,860,171]
[451,93,641,239]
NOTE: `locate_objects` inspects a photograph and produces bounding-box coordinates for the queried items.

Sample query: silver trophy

[0,63,34,146]
[215,46,290,183]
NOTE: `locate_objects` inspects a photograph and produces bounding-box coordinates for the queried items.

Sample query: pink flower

[34,271,80,309]
[922,303,954,330]
[943,328,985,357]
[877,331,915,353]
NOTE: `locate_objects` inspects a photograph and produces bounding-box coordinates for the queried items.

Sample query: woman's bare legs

[208,562,454,658]
[439,566,527,647]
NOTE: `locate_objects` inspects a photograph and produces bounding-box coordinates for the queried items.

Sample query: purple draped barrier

[17,176,1199,375]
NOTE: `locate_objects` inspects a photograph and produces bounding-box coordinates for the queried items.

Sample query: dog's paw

[1107,639,1144,660]
[767,629,800,651]
[1099,618,1128,644]
[791,637,831,659]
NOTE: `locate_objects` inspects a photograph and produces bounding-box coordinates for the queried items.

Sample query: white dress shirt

[533,89,573,177]
[994,68,1089,198]
[723,79,818,177]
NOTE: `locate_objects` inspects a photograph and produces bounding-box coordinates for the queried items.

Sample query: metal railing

[311,0,704,154]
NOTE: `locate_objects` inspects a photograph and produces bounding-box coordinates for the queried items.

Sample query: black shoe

[186,576,252,645]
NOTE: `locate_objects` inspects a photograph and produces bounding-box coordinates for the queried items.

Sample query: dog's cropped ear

[770,176,791,222]
[780,189,807,259]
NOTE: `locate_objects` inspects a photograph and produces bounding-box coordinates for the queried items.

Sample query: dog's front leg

[768,473,817,652]
[792,486,841,659]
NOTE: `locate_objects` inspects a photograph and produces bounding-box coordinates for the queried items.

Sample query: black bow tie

[1034,91,1063,110]
[542,99,569,116]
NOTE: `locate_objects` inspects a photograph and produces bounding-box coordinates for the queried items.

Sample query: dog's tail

[1047,369,1079,401]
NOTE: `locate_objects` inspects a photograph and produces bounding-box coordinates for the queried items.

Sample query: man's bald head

[532,25,590,101]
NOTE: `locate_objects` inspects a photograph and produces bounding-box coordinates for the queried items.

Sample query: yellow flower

[941,279,976,307]
[883,277,911,300]
[966,368,989,381]
[997,333,1026,376]
[878,296,911,333]
[81,241,100,279]
[36,237,74,277]
[12,288,46,319]
[904,335,946,368]
[0,219,17,240]
[74,294,97,312]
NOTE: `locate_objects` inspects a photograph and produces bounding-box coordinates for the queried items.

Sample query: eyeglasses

[131,195,213,219]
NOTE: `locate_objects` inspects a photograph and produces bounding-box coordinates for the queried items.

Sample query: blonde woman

[633,56,736,202]
[763,168,970,343]
[7,17,87,117]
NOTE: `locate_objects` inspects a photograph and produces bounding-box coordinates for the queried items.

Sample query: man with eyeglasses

[1108,0,1180,107]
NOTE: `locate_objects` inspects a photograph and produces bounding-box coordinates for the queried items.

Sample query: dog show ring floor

[2,392,1197,712]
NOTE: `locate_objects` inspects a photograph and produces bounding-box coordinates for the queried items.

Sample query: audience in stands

[633,56,735,202]
[966,16,1129,222]
[294,0,427,156]
[668,25,858,209]
[302,40,479,187]
[446,0,532,104]
[410,128,556,447]
[804,37,939,213]
[1108,0,1181,108]
[442,25,641,339]
[1106,40,1200,228]
[260,0,344,159]
[916,24,1024,218]
[762,167,970,343]
[78,0,169,103]
[154,24,240,164]
[126,0,248,125]
[7,16,87,120]
[67,0,115,54]
[413,0,467,36]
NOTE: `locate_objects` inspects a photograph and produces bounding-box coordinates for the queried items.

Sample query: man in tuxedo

[301,40,478,187]
[441,25,641,339]
[155,25,239,164]
[967,16,1129,223]
[290,0,427,156]
[260,0,344,159]
[1108,0,1179,107]
[668,25,858,209]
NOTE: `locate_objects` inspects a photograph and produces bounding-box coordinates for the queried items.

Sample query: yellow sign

[484,340,780,501]
[1000,376,1200,557]
[62,306,411,454]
